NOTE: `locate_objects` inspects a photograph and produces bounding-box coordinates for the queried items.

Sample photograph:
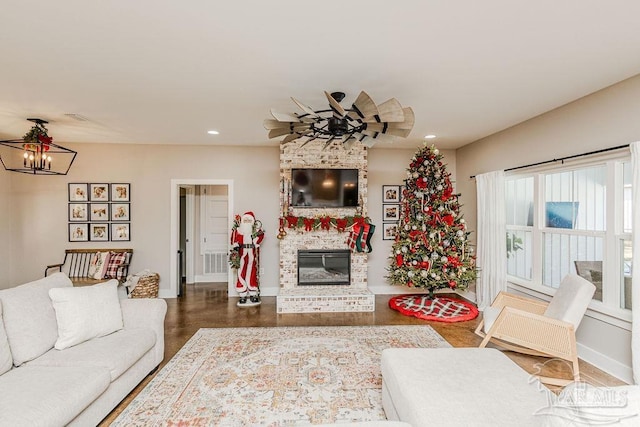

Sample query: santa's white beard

[239,222,253,238]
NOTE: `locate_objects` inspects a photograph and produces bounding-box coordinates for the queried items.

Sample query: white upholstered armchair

[475,274,595,386]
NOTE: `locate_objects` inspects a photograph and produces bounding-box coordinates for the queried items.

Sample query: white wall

[456,73,640,383]
[0,170,13,289]
[6,144,281,296]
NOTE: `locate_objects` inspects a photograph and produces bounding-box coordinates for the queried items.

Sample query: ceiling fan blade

[362,129,395,143]
[268,124,311,138]
[270,109,303,123]
[343,139,356,150]
[322,136,336,150]
[264,119,308,130]
[291,97,320,118]
[298,135,319,149]
[347,91,379,122]
[394,107,415,130]
[362,138,377,148]
[324,91,347,118]
[281,131,311,143]
[268,128,293,139]
[364,98,405,123]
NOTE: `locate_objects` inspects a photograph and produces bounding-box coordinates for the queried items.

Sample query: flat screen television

[291,168,358,207]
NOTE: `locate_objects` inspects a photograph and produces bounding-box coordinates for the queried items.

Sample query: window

[505,157,632,316]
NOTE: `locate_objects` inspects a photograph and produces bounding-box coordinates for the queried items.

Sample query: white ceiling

[1,1,640,150]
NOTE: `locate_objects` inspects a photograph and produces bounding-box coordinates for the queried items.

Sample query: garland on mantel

[277,214,371,239]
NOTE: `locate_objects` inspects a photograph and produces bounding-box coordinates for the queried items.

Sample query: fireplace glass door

[297,249,350,286]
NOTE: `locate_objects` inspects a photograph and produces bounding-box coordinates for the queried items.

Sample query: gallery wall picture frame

[111,223,130,241]
[383,185,400,203]
[69,203,88,222]
[383,204,400,221]
[383,223,398,240]
[90,203,110,221]
[111,183,130,202]
[111,203,130,221]
[69,223,89,242]
[89,223,109,241]
[399,185,406,202]
[90,183,110,201]
[68,183,88,202]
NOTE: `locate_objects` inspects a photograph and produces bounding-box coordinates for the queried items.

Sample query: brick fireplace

[276,140,375,313]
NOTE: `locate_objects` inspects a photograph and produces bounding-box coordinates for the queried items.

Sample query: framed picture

[69,203,88,221]
[111,203,130,221]
[383,185,400,203]
[90,203,110,221]
[111,183,130,202]
[68,183,88,201]
[383,223,398,240]
[68,223,89,242]
[399,185,406,202]
[90,223,109,241]
[383,204,400,221]
[90,183,109,201]
[111,223,130,241]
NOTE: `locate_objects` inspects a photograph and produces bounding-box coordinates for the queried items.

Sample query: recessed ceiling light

[207,130,219,135]
[424,134,436,139]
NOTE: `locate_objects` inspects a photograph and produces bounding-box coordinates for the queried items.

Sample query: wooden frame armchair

[475,274,595,386]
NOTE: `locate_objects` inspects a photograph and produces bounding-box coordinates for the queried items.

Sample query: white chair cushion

[0,272,73,366]
[0,304,12,375]
[544,274,595,329]
[482,306,501,333]
[49,280,123,350]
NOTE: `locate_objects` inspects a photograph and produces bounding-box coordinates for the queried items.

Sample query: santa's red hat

[242,211,256,221]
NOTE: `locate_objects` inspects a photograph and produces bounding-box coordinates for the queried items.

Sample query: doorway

[170,179,234,298]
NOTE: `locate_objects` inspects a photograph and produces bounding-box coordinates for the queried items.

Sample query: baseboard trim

[577,342,632,384]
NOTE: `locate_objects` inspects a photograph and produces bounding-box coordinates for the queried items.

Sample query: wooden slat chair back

[45,249,133,286]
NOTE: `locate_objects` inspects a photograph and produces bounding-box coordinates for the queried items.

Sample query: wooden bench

[45,249,133,286]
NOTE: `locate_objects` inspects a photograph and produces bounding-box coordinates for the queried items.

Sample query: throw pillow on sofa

[87,251,110,280]
[0,272,73,366]
[49,280,123,350]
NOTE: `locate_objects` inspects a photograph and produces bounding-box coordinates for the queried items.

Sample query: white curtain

[476,170,507,310]
[630,141,640,384]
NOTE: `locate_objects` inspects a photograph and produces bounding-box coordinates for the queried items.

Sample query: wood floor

[101,282,626,425]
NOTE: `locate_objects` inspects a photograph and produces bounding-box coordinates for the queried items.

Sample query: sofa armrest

[120,298,167,366]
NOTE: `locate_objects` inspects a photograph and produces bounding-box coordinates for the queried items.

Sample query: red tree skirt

[389,294,479,323]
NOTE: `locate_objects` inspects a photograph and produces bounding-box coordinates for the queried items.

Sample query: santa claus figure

[230,212,265,306]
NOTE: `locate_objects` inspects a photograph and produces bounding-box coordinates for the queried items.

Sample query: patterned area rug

[389,295,479,322]
[112,326,450,426]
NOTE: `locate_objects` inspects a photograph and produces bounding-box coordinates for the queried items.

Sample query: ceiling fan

[264,91,415,149]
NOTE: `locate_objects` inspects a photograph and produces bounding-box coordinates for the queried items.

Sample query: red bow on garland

[320,216,332,230]
[303,218,315,231]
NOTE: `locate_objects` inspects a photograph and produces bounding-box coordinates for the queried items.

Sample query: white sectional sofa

[381,347,640,426]
[0,272,167,426]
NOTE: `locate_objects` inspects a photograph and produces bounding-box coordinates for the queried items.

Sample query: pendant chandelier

[0,118,77,175]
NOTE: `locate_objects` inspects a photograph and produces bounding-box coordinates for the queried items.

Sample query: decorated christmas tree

[388,144,476,297]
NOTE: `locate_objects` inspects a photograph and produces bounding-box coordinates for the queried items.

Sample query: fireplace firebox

[297,249,350,286]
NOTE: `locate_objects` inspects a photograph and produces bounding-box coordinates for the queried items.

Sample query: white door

[198,188,228,282]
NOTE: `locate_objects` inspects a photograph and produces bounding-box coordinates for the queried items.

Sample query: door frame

[170,179,234,298]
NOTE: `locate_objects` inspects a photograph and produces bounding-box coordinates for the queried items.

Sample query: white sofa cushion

[381,348,551,426]
[28,327,156,381]
[0,304,12,375]
[49,280,123,350]
[0,365,110,427]
[0,272,73,366]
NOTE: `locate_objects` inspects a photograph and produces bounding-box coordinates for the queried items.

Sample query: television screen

[291,169,358,207]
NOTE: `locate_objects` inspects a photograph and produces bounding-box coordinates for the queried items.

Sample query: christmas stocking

[347,224,362,252]
[365,224,375,253]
